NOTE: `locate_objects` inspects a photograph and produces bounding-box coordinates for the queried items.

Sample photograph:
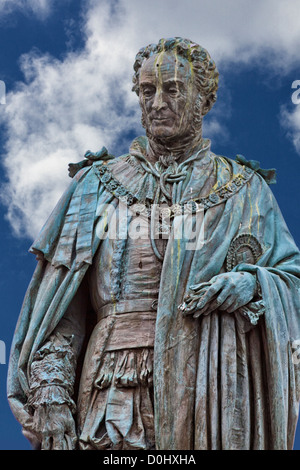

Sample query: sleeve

[26,276,89,414]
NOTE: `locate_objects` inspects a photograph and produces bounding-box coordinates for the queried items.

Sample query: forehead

[139,51,193,85]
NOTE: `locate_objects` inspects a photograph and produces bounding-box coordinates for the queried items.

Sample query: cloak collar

[30,137,256,271]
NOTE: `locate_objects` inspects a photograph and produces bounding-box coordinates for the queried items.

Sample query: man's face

[139,52,201,141]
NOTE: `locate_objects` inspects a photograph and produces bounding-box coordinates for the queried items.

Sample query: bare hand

[32,404,77,450]
[180,272,256,318]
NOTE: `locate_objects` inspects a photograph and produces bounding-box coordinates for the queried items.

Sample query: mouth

[151,117,172,123]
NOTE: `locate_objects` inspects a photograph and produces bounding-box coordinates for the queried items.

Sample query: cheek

[168,96,188,114]
[139,96,152,115]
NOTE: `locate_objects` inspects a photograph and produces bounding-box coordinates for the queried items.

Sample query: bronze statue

[7,37,300,450]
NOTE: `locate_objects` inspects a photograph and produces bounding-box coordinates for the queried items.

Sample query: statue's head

[132,37,219,143]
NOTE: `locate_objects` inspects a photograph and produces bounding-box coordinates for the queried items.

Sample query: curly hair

[132,37,219,115]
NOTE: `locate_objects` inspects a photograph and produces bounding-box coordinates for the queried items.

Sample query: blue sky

[0,0,300,450]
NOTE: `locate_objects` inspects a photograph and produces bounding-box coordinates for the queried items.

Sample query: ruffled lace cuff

[239,273,265,325]
[27,385,76,413]
[28,332,76,413]
[238,298,265,325]
[235,274,265,332]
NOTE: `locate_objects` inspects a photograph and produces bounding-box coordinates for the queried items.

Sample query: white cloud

[0,0,54,19]
[85,0,300,71]
[1,0,300,239]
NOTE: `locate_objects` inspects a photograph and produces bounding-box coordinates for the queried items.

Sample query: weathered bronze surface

[7,37,300,450]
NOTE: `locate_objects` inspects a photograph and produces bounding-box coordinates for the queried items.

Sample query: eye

[166,86,179,96]
[141,86,156,98]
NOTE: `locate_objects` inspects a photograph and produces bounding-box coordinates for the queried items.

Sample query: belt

[96,298,158,322]
[96,299,158,351]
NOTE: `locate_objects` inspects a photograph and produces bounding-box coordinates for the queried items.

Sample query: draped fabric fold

[7,168,115,429]
[154,162,300,449]
[7,138,300,450]
[79,349,155,450]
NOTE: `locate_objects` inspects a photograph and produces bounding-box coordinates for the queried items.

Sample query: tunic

[79,218,166,449]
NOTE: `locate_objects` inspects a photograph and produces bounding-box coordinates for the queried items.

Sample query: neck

[146,130,204,165]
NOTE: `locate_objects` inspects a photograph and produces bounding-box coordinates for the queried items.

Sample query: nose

[152,90,167,111]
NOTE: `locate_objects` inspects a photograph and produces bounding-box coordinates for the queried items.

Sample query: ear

[202,93,217,116]
[202,96,213,116]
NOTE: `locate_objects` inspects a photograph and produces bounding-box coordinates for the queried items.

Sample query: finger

[219,296,235,313]
[209,287,232,312]
[180,300,198,315]
[193,300,219,318]
[189,282,212,292]
[65,434,77,450]
[62,436,69,450]
[191,275,222,291]
[182,280,222,316]
[192,296,218,318]
[181,291,205,308]
[41,436,52,451]
[193,308,211,318]
[66,422,78,450]
[181,295,198,308]
[193,276,231,316]
[227,301,240,313]
[196,282,224,309]
[52,433,65,450]
[194,301,213,316]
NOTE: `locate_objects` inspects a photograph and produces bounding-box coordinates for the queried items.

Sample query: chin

[151,125,177,140]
